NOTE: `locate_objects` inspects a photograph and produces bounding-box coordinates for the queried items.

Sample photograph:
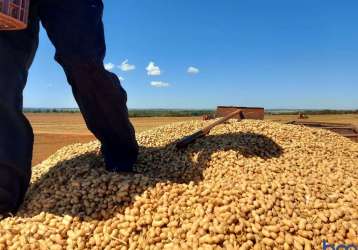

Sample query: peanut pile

[0,120,357,250]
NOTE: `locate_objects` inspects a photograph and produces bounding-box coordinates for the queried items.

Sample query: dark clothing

[0,0,138,213]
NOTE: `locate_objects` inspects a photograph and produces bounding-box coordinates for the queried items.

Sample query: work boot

[0,188,17,216]
[0,165,24,216]
[101,144,137,173]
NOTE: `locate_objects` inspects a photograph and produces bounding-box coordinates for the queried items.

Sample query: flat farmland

[25,113,358,166]
[26,113,200,135]
[26,113,200,165]
[265,114,358,126]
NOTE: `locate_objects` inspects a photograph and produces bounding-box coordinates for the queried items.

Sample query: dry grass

[25,113,358,166]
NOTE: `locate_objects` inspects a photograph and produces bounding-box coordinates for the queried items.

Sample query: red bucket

[0,0,29,30]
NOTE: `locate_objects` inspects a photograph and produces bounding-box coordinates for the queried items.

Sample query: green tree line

[23,108,214,117]
[24,108,358,117]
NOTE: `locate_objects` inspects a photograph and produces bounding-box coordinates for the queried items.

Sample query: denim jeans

[0,0,138,213]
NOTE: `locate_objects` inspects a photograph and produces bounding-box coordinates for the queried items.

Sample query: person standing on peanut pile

[0,0,139,215]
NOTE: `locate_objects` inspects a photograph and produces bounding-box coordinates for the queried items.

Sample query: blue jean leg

[0,2,40,213]
[38,0,139,169]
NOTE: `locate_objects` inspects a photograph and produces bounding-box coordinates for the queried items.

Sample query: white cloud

[150,81,170,88]
[118,76,125,81]
[104,62,115,71]
[187,66,200,74]
[119,59,136,72]
[146,62,161,76]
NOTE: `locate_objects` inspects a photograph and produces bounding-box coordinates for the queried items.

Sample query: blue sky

[24,0,358,109]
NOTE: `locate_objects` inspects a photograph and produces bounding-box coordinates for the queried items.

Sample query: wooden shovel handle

[176,110,243,149]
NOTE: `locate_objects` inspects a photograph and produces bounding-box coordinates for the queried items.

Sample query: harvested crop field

[26,113,200,165]
[26,113,358,166]
[1,119,357,249]
[32,134,95,166]
[266,114,358,127]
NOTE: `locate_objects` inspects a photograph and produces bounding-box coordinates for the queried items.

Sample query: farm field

[25,113,358,166]
[26,113,200,165]
[266,113,358,126]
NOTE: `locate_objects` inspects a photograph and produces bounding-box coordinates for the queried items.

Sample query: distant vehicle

[298,113,309,119]
[202,114,215,121]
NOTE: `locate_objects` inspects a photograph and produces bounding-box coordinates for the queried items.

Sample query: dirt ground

[265,114,358,126]
[31,133,95,166]
[26,113,358,166]
[26,113,200,165]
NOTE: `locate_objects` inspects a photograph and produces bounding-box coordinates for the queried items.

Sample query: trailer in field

[202,106,265,121]
[288,121,358,142]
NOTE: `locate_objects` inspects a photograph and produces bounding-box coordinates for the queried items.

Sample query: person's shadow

[19,132,283,221]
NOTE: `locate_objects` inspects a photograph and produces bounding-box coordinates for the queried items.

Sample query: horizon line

[23,107,358,111]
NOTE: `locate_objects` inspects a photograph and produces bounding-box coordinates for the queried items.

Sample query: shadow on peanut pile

[19,132,282,221]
